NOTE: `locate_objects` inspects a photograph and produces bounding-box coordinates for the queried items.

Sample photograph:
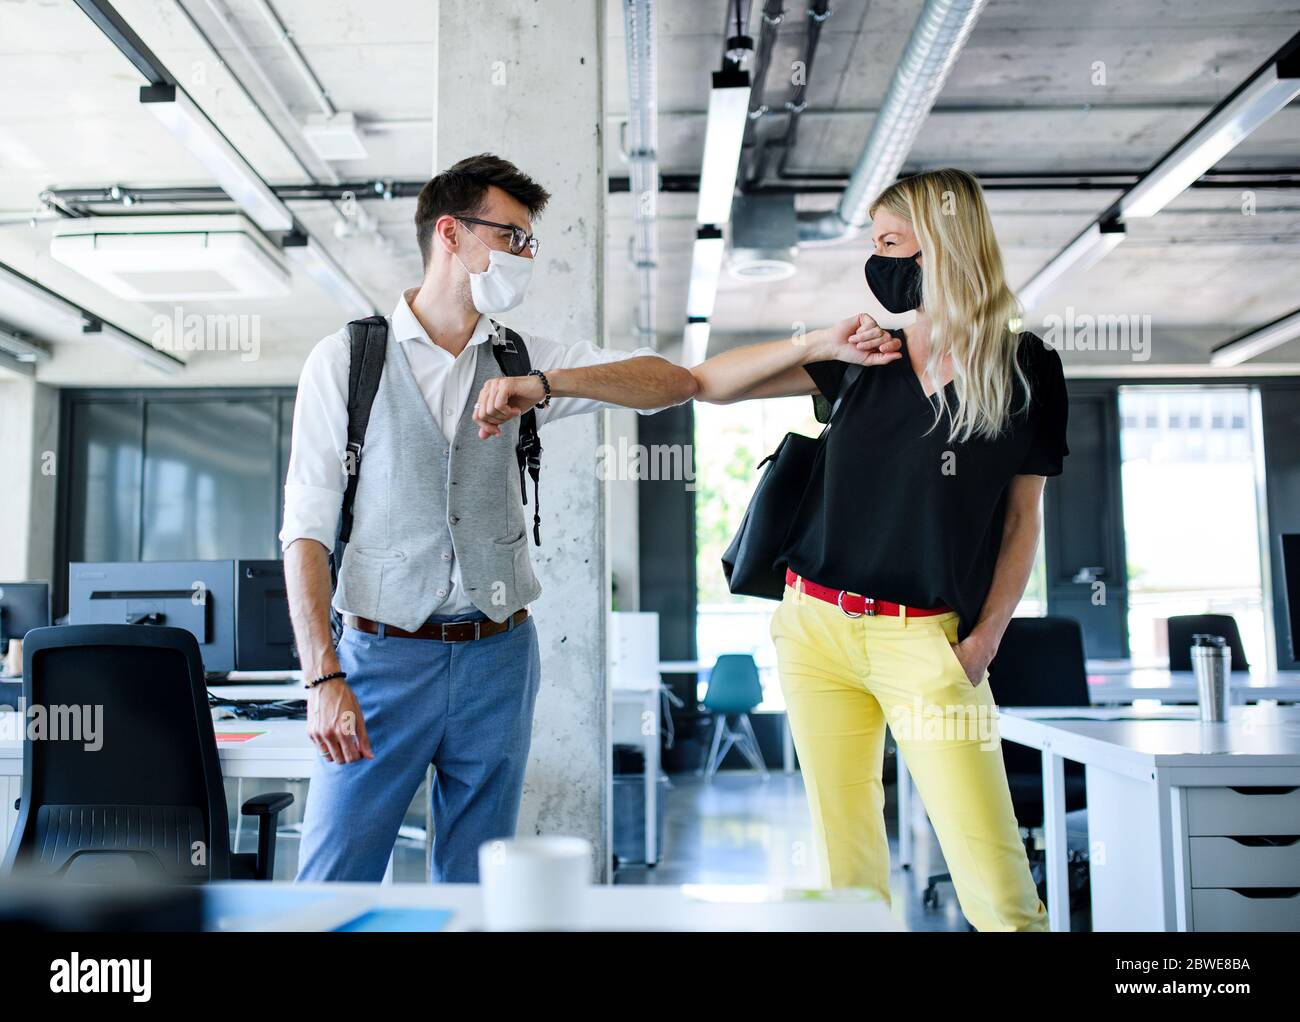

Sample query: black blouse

[779,331,1069,639]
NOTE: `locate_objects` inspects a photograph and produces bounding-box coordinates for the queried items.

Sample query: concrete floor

[613,771,977,933]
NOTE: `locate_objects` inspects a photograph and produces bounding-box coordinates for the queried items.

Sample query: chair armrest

[240,792,295,818]
[238,792,295,880]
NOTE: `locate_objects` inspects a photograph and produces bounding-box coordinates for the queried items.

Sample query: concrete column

[0,378,58,583]
[435,0,610,878]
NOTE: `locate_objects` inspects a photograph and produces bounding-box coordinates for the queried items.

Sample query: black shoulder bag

[720,364,863,600]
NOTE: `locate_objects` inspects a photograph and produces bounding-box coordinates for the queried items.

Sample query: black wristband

[306,670,346,689]
[528,368,552,408]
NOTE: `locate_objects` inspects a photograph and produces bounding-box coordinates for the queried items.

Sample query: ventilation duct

[797,0,987,246]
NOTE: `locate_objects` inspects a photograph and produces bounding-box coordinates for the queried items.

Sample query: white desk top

[1086,667,1300,698]
[999,703,1300,772]
[0,713,310,762]
[209,880,902,932]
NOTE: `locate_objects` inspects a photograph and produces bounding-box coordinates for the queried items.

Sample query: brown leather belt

[345,609,529,642]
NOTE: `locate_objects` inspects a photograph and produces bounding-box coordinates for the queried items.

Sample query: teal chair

[698,654,769,779]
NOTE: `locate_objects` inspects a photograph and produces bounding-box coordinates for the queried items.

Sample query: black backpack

[328,315,543,638]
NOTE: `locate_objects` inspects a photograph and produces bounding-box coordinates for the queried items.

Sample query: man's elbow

[670,364,699,404]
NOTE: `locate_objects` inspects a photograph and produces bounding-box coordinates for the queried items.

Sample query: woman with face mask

[691,168,1068,931]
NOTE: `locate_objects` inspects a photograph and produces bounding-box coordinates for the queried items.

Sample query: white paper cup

[478,836,592,931]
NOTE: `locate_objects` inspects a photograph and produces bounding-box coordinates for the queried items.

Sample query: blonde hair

[869,168,1027,443]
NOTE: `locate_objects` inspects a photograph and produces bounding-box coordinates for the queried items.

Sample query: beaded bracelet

[306,670,346,689]
[528,368,552,408]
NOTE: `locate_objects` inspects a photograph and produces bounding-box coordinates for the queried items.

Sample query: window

[56,388,295,615]
[694,395,822,707]
[1118,386,1267,667]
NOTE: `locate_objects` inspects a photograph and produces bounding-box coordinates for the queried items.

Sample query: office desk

[1087,668,1300,705]
[896,668,1300,871]
[612,684,662,865]
[0,709,314,847]
[999,704,1300,932]
[208,880,903,932]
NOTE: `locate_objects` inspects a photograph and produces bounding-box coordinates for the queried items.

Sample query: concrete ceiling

[0,0,432,386]
[0,0,1296,386]
[604,0,1300,371]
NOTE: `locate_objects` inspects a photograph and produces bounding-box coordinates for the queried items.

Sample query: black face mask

[864,251,923,314]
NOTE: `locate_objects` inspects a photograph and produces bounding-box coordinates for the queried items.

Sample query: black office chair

[922,617,1090,918]
[2,625,293,883]
[1166,614,1249,672]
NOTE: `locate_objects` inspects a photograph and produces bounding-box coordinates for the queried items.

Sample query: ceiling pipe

[622,0,659,347]
[797,0,988,245]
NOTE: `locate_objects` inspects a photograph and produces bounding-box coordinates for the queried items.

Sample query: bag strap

[338,315,390,546]
[488,321,544,545]
[828,364,862,423]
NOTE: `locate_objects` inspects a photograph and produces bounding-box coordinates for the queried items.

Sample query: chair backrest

[702,654,764,714]
[2,625,233,883]
[1166,614,1249,672]
[987,616,1091,708]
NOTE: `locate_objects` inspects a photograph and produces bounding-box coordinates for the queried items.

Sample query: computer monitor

[0,581,51,648]
[234,559,298,671]
[68,561,236,673]
[1282,534,1300,662]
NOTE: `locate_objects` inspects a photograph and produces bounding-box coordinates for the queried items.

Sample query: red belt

[785,568,950,619]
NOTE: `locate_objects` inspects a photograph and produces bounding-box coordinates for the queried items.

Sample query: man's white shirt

[280,287,663,613]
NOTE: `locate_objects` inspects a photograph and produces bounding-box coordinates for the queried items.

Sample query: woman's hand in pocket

[950,632,996,687]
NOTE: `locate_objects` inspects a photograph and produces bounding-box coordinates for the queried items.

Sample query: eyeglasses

[455,216,540,258]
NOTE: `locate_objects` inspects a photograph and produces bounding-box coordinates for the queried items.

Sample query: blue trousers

[296,611,541,883]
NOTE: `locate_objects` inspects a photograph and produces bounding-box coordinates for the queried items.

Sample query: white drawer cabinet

[1185,786,1300,836]
[1190,888,1300,931]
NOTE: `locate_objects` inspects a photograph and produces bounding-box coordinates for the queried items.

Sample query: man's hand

[306,678,374,764]
[473,375,546,438]
[950,632,997,688]
[812,314,903,367]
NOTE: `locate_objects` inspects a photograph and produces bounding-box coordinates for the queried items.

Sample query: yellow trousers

[771,582,1049,932]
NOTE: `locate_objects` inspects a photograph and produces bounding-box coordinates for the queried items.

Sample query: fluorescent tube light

[1018,220,1126,312]
[1121,52,1300,219]
[686,227,725,320]
[282,232,375,318]
[82,319,184,375]
[0,261,89,333]
[682,319,710,367]
[140,84,295,233]
[1211,308,1300,367]
[696,69,751,226]
[0,326,50,364]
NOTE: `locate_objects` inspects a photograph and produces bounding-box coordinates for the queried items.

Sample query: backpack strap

[488,321,543,545]
[338,315,390,546]
[328,315,388,643]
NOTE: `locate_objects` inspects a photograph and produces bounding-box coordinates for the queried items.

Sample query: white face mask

[455,225,533,313]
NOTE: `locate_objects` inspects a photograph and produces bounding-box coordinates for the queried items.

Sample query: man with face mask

[282,153,697,883]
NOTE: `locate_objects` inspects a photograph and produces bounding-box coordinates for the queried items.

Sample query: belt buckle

[473,620,482,640]
[837,590,863,619]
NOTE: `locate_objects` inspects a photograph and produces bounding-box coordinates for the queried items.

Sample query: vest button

[449,514,460,525]
[436,587,447,598]
[441,551,451,560]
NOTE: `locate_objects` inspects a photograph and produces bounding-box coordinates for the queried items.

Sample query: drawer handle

[1227,887,1300,899]
[1225,836,1300,847]
[1227,786,1298,795]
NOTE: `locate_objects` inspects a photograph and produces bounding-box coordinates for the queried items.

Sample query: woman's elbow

[673,365,700,404]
